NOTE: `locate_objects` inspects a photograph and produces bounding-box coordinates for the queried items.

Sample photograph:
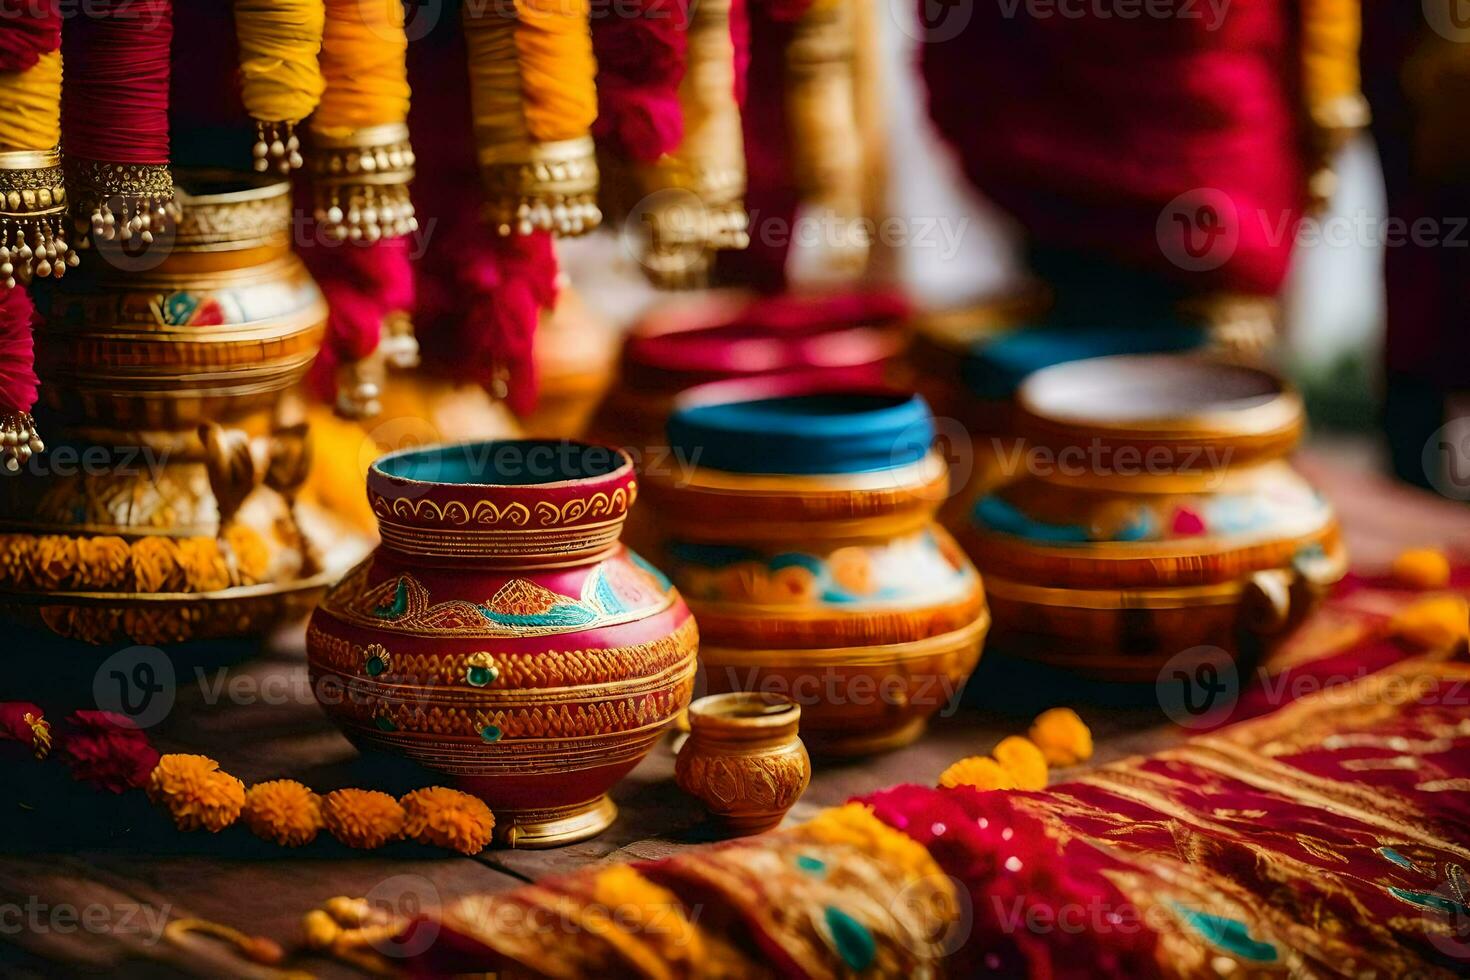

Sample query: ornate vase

[305,439,698,848]
[587,290,907,454]
[0,171,330,644]
[955,354,1347,682]
[643,381,989,756]
[674,692,811,835]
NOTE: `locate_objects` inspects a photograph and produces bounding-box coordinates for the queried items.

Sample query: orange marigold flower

[322,789,405,849]
[1390,548,1451,590]
[1029,707,1093,767]
[176,538,232,593]
[147,754,245,832]
[76,536,132,590]
[0,535,31,586]
[400,787,495,854]
[131,536,184,593]
[1389,595,1470,650]
[29,535,79,590]
[225,525,272,585]
[992,735,1048,790]
[938,756,1015,792]
[244,780,324,847]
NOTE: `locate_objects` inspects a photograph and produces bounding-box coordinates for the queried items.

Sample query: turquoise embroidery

[823,907,876,971]
[1170,903,1277,962]
[365,654,387,677]
[1387,887,1466,916]
[795,854,827,875]
[1377,846,1418,871]
[479,724,503,743]
[476,603,598,629]
[373,578,410,619]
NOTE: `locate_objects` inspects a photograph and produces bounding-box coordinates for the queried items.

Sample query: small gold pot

[674,692,811,835]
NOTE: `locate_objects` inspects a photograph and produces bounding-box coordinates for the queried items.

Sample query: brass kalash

[0,170,333,644]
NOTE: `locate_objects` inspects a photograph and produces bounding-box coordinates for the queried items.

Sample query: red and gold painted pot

[643,381,988,757]
[587,289,909,454]
[955,354,1347,682]
[0,171,331,644]
[306,440,698,848]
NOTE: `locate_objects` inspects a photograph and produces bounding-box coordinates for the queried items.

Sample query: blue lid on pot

[962,322,1208,400]
[666,380,934,475]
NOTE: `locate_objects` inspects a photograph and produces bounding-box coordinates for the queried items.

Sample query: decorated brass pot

[306,440,698,848]
[0,171,330,644]
[644,381,988,756]
[674,692,810,835]
[956,354,1347,682]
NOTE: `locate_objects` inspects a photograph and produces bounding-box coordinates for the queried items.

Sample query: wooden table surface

[2,449,1468,978]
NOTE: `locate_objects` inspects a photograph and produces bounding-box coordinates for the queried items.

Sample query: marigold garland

[400,786,495,855]
[1390,548,1451,591]
[321,788,406,849]
[938,756,1014,792]
[941,710,1096,792]
[1029,707,1093,767]
[991,735,1048,791]
[147,754,247,832]
[244,779,324,847]
[0,527,274,595]
[7,706,499,854]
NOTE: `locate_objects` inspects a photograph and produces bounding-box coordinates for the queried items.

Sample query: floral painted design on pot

[955,354,1347,682]
[675,692,811,835]
[644,379,989,757]
[306,440,698,848]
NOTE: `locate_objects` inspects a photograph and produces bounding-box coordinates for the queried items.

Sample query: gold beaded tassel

[785,0,869,280]
[69,161,180,248]
[308,123,417,244]
[252,119,304,174]
[0,411,44,472]
[635,0,750,289]
[465,0,602,237]
[0,147,72,287]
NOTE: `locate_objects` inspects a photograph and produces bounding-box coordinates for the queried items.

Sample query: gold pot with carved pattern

[675,692,811,835]
[306,439,698,848]
[0,170,332,645]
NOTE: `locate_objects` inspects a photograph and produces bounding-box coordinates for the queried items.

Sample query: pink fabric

[0,0,61,72]
[922,0,1306,294]
[0,286,38,416]
[408,28,558,415]
[591,0,688,163]
[303,237,416,402]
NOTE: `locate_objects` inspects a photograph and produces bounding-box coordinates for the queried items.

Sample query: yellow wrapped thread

[0,51,72,286]
[234,0,326,172]
[636,0,749,289]
[1300,0,1366,130]
[464,0,601,236]
[785,0,869,280]
[307,0,416,243]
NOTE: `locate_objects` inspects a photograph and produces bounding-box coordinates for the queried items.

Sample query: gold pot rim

[687,691,801,731]
[1016,353,1302,449]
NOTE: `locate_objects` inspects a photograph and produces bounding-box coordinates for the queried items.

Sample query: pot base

[803,716,928,758]
[495,795,618,849]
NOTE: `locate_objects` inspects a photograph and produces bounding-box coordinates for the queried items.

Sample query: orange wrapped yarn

[464,0,601,235]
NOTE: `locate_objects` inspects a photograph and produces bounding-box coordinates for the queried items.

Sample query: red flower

[0,702,51,759]
[58,711,160,793]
